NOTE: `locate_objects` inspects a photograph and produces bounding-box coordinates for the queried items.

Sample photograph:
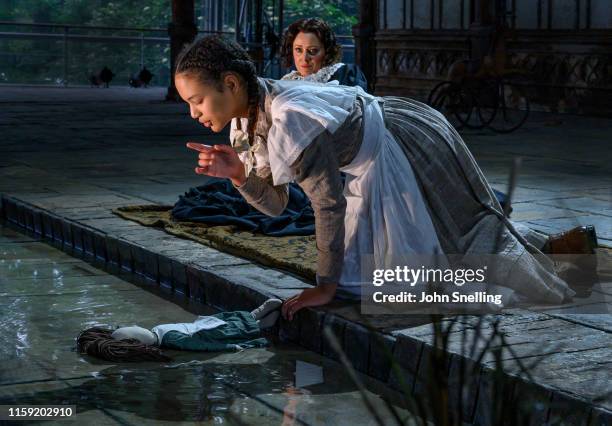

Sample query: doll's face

[175,72,248,133]
[292,31,326,76]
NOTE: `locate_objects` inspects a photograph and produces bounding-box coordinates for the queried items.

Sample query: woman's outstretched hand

[186,142,246,186]
[282,284,337,321]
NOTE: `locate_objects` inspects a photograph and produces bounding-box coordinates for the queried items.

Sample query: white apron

[260,81,444,297]
[338,96,444,295]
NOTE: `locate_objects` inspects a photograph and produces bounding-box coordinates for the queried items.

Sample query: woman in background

[280,18,368,91]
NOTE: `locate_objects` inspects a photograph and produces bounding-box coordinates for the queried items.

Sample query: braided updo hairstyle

[175,35,260,147]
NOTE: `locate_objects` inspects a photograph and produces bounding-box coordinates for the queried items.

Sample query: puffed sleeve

[229,117,289,217]
[289,131,346,286]
[266,83,356,186]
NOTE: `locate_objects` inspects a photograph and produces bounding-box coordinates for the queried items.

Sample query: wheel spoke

[488,80,530,133]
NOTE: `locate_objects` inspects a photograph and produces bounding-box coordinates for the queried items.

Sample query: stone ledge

[1,193,610,425]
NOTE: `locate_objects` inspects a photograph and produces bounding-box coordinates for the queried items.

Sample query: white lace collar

[281,62,345,84]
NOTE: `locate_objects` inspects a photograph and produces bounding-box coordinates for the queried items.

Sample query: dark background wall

[361,0,612,115]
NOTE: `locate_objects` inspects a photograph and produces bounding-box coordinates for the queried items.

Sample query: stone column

[166,0,198,101]
[251,0,264,74]
[352,0,375,92]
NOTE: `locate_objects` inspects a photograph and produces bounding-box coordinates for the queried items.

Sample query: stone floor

[0,86,609,245]
[463,116,611,247]
[1,86,611,424]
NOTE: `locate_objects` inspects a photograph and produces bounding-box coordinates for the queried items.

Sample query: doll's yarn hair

[175,35,260,149]
[280,18,342,68]
[76,327,172,363]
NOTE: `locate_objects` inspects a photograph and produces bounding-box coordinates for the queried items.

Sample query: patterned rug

[113,205,317,281]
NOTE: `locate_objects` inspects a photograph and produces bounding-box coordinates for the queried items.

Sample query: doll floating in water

[76,299,282,362]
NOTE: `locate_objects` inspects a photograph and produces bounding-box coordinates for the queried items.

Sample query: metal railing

[0,21,231,86]
[0,21,355,86]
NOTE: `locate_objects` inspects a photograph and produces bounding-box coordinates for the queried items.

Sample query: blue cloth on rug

[172,178,511,236]
[172,178,315,236]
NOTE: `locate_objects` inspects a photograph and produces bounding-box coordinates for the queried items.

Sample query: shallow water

[0,223,417,425]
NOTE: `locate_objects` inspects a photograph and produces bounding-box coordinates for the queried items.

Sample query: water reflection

[0,223,411,424]
[2,352,405,424]
[282,386,306,426]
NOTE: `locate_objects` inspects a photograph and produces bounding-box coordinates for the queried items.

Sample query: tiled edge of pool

[1,193,610,425]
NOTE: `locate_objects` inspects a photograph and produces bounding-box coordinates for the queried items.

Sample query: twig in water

[323,326,396,426]
[494,157,521,253]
